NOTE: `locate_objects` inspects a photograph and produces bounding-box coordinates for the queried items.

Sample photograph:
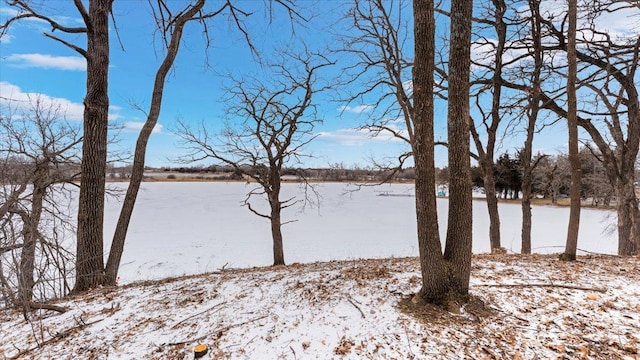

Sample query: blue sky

[1,1,633,170]
[1,1,422,169]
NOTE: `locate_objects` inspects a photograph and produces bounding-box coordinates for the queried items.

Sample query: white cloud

[0,82,121,122]
[338,104,373,114]
[122,122,163,134]
[0,81,84,120]
[6,53,86,71]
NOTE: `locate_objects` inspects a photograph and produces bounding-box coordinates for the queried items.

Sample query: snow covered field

[102,182,618,284]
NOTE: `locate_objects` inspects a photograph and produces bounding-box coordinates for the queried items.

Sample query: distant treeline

[146,164,434,182]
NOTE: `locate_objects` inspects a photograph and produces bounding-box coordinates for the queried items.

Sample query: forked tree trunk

[74,0,112,292]
[413,0,473,305]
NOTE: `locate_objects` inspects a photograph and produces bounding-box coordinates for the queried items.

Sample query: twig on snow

[347,297,366,319]
[166,314,268,346]
[482,345,499,359]
[170,301,228,329]
[474,283,607,293]
[9,318,104,359]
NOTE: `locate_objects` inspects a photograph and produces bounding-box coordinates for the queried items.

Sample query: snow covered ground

[1,255,638,359]
[2,182,636,360]
[98,182,618,284]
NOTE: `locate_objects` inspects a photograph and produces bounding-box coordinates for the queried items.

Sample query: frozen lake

[102,182,617,283]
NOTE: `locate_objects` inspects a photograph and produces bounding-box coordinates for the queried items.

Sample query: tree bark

[104,0,206,286]
[484,167,501,251]
[486,0,506,252]
[521,0,542,255]
[616,176,640,255]
[443,0,473,296]
[270,172,285,266]
[18,180,45,305]
[562,0,580,261]
[413,0,449,302]
[74,0,112,292]
[413,0,473,305]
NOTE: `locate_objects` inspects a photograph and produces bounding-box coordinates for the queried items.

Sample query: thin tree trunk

[104,0,206,286]
[413,0,449,303]
[74,0,112,292]
[18,183,44,305]
[443,0,473,297]
[562,0,580,261]
[521,0,542,255]
[484,173,501,251]
[486,0,506,252]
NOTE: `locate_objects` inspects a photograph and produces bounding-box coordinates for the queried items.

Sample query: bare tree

[561,0,580,261]
[335,0,452,180]
[467,0,510,252]
[103,0,250,286]
[1,0,115,291]
[518,0,545,254]
[536,1,639,255]
[490,1,639,255]
[175,52,332,266]
[0,96,80,313]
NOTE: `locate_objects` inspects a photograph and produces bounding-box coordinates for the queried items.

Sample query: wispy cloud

[6,53,86,71]
[0,7,19,17]
[0,7,83,27]
[122,121,163,134]
[0,33,13,44]
[0,82,121,121]
[317,127,406,146]
[339,104,373,114]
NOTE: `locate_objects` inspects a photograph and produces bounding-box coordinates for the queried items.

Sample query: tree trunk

[270,206,285,266]
[562,0,580,261]
[413,0,449,303]
[104,1,205,286]
[270,174,285,266]
[521,0,542,255]
[484,0,505,253]
[74,0,111,292]
[483,171,501,251]
[616,175,640,255]
[442,0,473,297]
[18,182,45,305]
